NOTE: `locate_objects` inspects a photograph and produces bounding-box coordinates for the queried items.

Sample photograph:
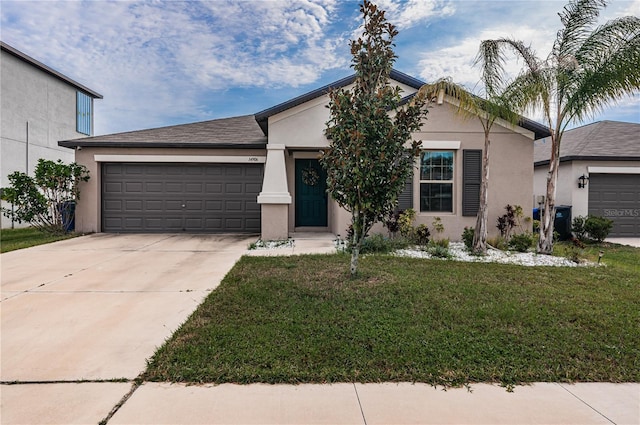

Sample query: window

[76,91,92,135]
[420,151,454,212]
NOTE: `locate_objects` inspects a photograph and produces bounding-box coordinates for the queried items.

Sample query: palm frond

[477,38,541,96]
[417,78,479,117]
[565,29,640,123]
[553,0,608,62]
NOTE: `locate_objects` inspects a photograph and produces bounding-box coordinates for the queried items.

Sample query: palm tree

[477,0,640,254]
[418,78,518,254]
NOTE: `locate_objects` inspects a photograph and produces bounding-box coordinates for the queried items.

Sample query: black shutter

[397,174,413,211]
[462,150,482,216]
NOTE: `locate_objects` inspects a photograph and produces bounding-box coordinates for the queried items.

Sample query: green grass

[145,244,640,387]
[1,227,79,253]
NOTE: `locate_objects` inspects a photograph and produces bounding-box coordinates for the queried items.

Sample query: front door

[295,159,328,227]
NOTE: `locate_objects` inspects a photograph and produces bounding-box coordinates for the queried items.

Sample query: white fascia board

[419,140,461,150]
[588,166,640,174]
[93,155,265,163]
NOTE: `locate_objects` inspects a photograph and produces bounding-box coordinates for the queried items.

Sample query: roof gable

[254,69,424,135]
[254,69,549,139]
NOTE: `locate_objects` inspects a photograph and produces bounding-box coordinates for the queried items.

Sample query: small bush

[462,227,474,250]
[360,234,412,254]
[414,224,430,246]
[384,211,401,236]
[487,236,508,250]
[584,216,614,242]
[430,238,450,249]
[398,209,416,239]
[572,216,588,241]
[509,232,534,252]
[428,244,451,259]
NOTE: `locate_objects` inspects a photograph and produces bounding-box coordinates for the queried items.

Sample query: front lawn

[0,227,79,253]
[144,244,640,387]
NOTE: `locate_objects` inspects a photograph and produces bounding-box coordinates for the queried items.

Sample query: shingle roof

[59,115,267,148]
[1,41,103,99]
[534,121,640,166]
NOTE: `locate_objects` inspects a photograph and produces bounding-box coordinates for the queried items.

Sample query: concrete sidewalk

[2,381,638,424]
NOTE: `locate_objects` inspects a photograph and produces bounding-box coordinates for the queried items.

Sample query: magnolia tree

[1,159,90,233]
[321,0,427,276]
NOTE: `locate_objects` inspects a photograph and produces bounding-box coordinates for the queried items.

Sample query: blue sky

[2,0,639,136]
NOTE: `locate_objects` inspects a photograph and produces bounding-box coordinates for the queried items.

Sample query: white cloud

[0,0,346,134]
[376,0,455,29]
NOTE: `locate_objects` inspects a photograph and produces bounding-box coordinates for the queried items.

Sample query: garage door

[588,173,640,237]
[102,163,262,233]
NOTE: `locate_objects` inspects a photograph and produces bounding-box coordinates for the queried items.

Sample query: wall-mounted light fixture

[578,174,589,189]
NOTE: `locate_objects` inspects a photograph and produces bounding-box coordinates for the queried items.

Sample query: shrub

[487,236,508,250]
[360,234,412,254]
[584,215,614,242]
[384,211,401,237]
[398,208,416,239]
[572,216,588,241]
[509,232,534,252]
[462,227,474,250]
[428,244,451,259]
[430,238,449,249]
[1,159,90,234]
[414,224,430,246]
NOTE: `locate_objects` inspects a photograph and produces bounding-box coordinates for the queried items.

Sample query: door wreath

[302,167,320,186]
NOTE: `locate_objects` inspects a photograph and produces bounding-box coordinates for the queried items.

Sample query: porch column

[257,144,291,240]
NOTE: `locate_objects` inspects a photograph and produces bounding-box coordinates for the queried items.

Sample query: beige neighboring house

[534,121,640,238]
[1,41,102,228]
[60,70,549,241]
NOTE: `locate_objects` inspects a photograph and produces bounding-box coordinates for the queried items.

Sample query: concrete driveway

[1,233,253,423]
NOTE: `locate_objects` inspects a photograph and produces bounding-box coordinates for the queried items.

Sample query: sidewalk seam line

[353,383,368,425]
[99,380,142,425]
[557,383,616,424]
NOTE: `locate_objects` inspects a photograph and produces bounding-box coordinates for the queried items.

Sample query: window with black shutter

[462,149,482,216]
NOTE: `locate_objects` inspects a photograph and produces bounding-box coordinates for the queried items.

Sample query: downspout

[25,121,29,174]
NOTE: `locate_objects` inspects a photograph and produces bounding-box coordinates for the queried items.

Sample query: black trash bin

[554,205,572,240]
[60,201,76,232]
[532,206,572,240]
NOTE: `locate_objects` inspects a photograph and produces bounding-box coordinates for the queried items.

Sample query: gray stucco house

[534,121,640,237]
[61,70,550,241]
[1,41,102,227]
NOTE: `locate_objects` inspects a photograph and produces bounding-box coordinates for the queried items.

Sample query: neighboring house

[533,121,640,238]
[60,70,549,241]
[1,41,102,228]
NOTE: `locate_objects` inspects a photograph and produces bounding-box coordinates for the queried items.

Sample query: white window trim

[419,150,455,214]
[419,140,461,150]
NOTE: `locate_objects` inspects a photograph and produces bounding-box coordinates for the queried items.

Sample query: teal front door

[295,159,328,227]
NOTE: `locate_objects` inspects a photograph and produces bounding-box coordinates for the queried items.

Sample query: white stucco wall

[1,50,93,228]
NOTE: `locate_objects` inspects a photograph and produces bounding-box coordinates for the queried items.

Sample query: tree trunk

[537,134,560,255]
[350,246,359,277]
[472,133,490,254]
[350,209,363,277]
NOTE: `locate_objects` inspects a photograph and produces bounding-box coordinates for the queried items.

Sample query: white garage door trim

[94,154,266,163]
[588,166,640,174]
